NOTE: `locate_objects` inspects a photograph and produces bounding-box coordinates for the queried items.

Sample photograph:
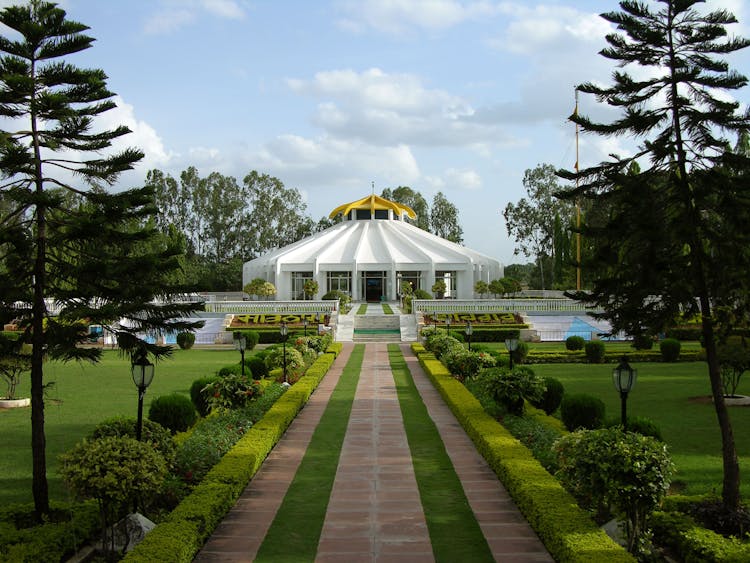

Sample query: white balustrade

[203,300,337,314]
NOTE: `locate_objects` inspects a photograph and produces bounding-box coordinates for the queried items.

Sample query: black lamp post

[131,351,155,442]
[280,321,289,384]
[433,311,437,332]
[465,321,473,351]
[505,337,519,370]
[613,356,637,431]
[445,315,451,335]
[303,316,308,337]
[235,335,247,377]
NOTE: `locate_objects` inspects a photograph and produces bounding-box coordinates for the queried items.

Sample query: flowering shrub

[444,349,497,381]
[264,346,305,381]
[203,374,263,411]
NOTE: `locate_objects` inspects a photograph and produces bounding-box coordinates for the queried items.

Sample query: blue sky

[7,0,750,263]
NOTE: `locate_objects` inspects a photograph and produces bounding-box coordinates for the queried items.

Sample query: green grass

[388,344,493,562]
[382,303,394,314]
[356,303,367,315]
[0,348,240,505]
[532,361,750,497]
[254,345,364,562]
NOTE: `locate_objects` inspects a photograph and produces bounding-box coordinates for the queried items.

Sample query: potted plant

[0,332,31,408]
[432,279,447,299]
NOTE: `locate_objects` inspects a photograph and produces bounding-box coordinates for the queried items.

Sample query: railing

[412,299,602,313]
[203,300,337,314]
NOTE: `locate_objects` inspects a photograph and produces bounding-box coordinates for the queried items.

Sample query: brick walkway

[195,343,552,562]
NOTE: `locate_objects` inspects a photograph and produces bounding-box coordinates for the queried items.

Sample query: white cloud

[336,0,506,35]
[288,67,520,147]
[144,0,246,35]
[251,134,420,189]
[445,167,482,190]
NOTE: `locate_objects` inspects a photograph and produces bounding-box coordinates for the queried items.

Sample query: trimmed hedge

[410,343,634,563]
[123,346,345,562]
[524,349,702,364]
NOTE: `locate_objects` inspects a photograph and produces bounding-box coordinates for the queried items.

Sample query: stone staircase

[353,314,401,342]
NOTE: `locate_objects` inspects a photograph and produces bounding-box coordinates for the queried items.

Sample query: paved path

[196,343,552,562]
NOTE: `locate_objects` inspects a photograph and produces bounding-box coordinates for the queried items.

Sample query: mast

[573,86,581,291]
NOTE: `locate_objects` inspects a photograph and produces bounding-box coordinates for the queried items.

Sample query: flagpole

[573,86,581,291]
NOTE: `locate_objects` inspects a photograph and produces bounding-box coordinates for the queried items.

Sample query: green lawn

[0,348,240,505]
[532,361,750,497]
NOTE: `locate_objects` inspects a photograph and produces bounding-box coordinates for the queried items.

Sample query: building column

[388,268,397,301]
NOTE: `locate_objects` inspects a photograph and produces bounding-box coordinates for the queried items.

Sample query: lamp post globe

[131,350,155,442]
[445,315,451,335]
[612,356,637,431]
[465,321,473,351]
[303,317,308,337]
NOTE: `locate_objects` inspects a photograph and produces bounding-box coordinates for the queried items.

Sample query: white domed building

[242,194,503,301]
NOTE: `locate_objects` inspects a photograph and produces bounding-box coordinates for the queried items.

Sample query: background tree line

[147,172,466,292]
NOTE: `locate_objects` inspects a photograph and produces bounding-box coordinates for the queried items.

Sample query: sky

[3,0,750,264]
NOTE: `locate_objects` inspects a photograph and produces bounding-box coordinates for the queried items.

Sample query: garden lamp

[131,350,155,442]
[303,316,308,337]
[445,315,451,334]
[280,321,289,384]
[465,321,473,351]
[234,334,247,377]
[433,311,437,332]
[612,356,637,431]
[505,338,519,370]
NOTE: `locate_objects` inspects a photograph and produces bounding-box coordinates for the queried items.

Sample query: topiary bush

[511,340,529,365]
[561,393,606,430]
[247,356,269,379]
[149,393,198,434]
[660,338,681,362]
[555,427,674,557]
[59,436,168,557]
[444,349,496,381]
[585,340,606,363]
[632,334,654,350]
[606,416,663,441]
[529,376,565,415]
[176,331,196,350]
[413,288,432,300]
[264,346,305,382]
[566,335,585,351]
[190,376,220,417]
[90,416,176,469]
[478,366,546,415]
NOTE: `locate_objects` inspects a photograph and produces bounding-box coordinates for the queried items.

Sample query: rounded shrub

[190,376,220,417]
[584,340,606,363]
[561,393,606,430]
[565,335,585,351]
[511,340,529,365]
[529,376,565,415]
[479,366,546,416]
[606,416,663,441]
[413,288,432,299]
[175,331,195,350]
[148,393,197,434]
[247,356,269,379]
[660,338,681,362]
[90,416,176,468]
[631,334,654,350]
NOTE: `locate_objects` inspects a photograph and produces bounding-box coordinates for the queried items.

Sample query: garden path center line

[316,342,433,561]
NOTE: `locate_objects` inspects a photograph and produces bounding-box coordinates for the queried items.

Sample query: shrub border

[410,342,635,563]
[123,345,342,562]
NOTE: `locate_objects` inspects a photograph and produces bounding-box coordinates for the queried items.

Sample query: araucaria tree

[0,1,201,517]
[558,0,750,512]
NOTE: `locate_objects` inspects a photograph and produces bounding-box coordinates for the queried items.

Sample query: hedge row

[123,345,342,562]
[0,501,100,562]
[410,343,635,563]
[524,349,702,364]
[650,495,750,562]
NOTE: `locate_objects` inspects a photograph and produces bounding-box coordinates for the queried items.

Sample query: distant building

[242,194,503,301]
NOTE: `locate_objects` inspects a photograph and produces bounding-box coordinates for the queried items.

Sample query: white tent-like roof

[243,194,502,301]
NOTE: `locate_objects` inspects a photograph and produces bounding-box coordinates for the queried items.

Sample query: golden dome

[328,194,417,220]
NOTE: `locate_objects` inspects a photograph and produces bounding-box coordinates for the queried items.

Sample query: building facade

[242,194,503,301]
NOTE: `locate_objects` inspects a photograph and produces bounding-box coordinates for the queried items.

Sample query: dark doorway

[365,278,382,302]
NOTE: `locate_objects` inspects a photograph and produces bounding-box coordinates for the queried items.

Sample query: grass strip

[356,303,367,314]
[387,344,494,562]
[254,344,364,562]
[382,303,394,314]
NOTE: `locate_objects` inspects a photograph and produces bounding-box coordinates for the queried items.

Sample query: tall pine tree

[0,1,201,517]
[559,0,750,511]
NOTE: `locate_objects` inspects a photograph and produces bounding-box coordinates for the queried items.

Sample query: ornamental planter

[0,397,31,409]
